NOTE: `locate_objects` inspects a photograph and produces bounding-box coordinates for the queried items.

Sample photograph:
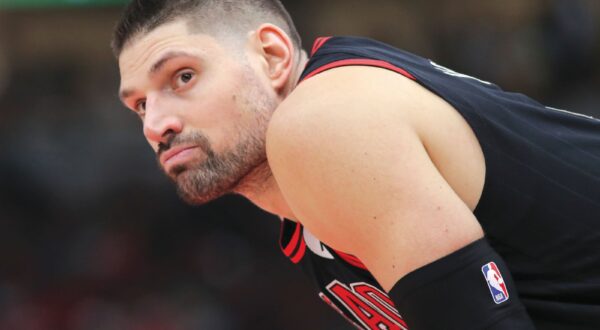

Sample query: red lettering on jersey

[319,293,363,329]
[353,283,407,328]
[327,280,408,330]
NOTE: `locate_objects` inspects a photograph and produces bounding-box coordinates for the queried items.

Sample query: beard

[158,72,277,205]
[167,129,267,205]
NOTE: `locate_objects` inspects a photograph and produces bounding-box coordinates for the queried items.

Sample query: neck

[234,49,309,221]
[235,161,297,220]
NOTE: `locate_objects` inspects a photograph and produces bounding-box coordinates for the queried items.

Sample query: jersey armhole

[279,219,307,264]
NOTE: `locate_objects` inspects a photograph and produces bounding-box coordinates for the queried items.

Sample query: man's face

[119,21,278,205]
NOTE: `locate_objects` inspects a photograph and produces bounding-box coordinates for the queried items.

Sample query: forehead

[118,20,222,81]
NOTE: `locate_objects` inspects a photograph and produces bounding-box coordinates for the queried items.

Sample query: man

[113,1,600,329]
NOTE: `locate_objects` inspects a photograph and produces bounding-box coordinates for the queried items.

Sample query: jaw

[167,136,271,206]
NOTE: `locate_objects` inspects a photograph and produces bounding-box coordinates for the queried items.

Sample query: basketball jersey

[279,36,600,330]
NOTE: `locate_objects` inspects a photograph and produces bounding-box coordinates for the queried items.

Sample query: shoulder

[267,64,486,212]
[269,59,488,209]
[268,61,474,152]
[266,66,484,290]
[267,65,426,171]
[266,66,422,252]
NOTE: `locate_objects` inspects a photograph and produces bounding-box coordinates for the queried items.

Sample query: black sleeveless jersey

[279,36,600,330]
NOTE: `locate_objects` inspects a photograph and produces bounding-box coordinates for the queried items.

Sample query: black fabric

[279,220,402,330]
[389,239,535,330]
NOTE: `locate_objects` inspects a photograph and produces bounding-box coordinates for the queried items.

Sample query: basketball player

[113,1,600,329]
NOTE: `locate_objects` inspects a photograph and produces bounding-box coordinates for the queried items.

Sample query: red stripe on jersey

[290,237,307,264]
[282,222,302,257]
[333,249,368,271]
[301,58,416,82]
[311,36,333,56]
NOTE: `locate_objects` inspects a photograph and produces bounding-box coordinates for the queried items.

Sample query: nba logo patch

[481,262,509,304]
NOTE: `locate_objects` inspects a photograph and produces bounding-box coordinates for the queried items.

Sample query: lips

[159,145,198,169]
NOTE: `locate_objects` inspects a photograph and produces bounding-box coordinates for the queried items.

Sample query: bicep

[267,66,484,291]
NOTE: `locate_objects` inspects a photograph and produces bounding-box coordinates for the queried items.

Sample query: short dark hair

[112,0,302,57]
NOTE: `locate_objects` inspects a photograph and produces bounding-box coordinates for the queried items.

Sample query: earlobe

[256,24,294,92]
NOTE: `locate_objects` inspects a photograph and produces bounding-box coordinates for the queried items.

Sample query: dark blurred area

[0,0,598,329]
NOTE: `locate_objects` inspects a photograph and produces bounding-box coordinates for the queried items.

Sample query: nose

[142,93,183,146]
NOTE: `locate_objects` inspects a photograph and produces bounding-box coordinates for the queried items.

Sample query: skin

[119,18,486,292]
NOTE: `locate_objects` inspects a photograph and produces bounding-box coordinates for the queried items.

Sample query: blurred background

[0,0,598,329]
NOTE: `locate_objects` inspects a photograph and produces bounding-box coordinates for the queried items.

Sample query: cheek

[182,65,261,144]
[195,79,249,126]
[192,94,241,129]
[180,92,244,152]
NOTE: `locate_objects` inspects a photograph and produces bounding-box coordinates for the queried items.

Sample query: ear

[254,24,295,93]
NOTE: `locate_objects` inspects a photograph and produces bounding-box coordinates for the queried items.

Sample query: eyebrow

[119,50,202,102]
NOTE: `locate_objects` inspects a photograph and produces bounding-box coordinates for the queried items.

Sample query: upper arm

[266,65,484,291]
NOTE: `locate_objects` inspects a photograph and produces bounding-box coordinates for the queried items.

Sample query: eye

[135,99,146,115]
[173,70,196,90]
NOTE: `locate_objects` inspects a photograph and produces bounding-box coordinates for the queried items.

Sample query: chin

[172,168,237,206]
[175,183,225,206]
[178,192,224,206]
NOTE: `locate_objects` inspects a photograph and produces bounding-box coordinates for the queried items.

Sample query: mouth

[159,145,199,171]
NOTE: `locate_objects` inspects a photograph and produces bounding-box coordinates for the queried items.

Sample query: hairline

[115,10,301,59]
